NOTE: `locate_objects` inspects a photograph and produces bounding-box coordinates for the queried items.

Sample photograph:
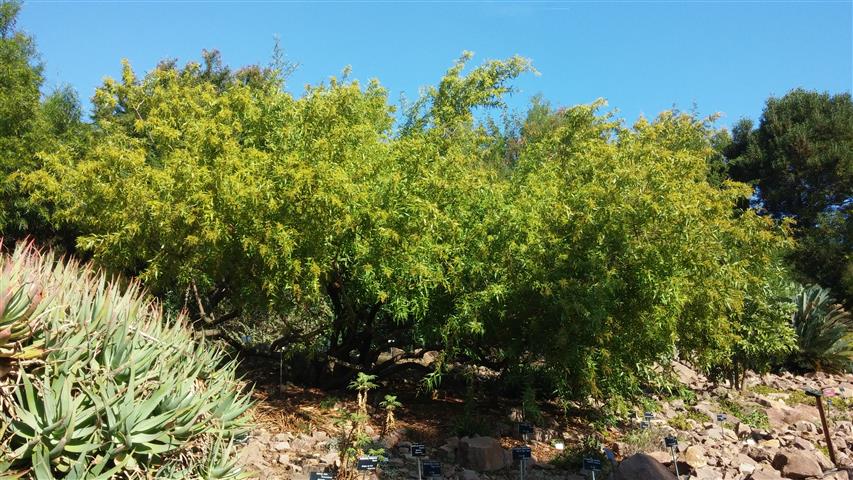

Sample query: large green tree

[30,48,794,402]
[0,0,86,242]
[437,103,794,401]
[727,89,853,304]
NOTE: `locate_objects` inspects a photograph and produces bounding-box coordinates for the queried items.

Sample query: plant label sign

[716,413,726,422]
[643,411,653,421]
[357,456,378,471]
[512,447,532,460]
[641,420,650,429]
[518,422,534,435]
[582,458,602,471]
[310,473,335,480]
[422,461,441,477]
[664,435,678,448]
[411,443,427,457]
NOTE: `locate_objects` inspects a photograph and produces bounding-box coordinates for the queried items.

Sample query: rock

[272,441,290,452]
[766,405,819,430]
[759,439,781,449]
[438,444,456,462]
[812,449,834,471]
[457,436,510,472]
[421,351,440,367]
[794,420,817,434]
[749,466,784,479]
[237,439,269,468]
[648,451,672,465]
[737,423,752,438]
[321,451,340,467]
[684,445,707,469]
[739,462,756,475]
[791,437,814,450]
[745,446,774,463]
[277,453,290,465]
[771,449,823,479]
[460,469,480,480]
[291,435,316,452]
[672,361,702,386]
[692,466,720,479]
[613,453,677,480]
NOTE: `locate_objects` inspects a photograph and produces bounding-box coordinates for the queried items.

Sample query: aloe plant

[0,242,253,478]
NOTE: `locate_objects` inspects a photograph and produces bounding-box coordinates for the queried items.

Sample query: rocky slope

[237,365,852,480]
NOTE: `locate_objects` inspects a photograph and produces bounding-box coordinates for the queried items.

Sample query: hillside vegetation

[0,0,851,477]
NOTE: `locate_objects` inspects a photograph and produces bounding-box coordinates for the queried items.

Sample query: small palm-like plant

[348,372,378,417]
[380,394,402,434]
[790,285,853,373]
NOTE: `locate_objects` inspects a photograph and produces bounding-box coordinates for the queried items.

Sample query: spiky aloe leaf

[0,242,253,477]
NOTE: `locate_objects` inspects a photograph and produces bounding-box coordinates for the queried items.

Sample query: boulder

[748,466,784,479]
[647,451,672,465]
[613,453,677,480]
[457,436,510,472]
[771,449,823,479]
[693,466,720,479]
[460,469,480,480]
[766,405,818,430]
[684,445,707,469]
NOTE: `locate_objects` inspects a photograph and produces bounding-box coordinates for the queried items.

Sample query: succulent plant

[0,242,253,478]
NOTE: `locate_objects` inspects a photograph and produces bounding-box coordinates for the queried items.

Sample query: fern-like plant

[379,394,402,435]
[348,372,378,417]
[790,284,853,373]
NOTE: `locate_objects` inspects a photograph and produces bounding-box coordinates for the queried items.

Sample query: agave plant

[0,243,48,363]
[0,242,253,478]
[790,284,853,373]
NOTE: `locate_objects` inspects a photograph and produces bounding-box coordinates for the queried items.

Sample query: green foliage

[379,394,401,411]
[22,39,796,411]
[667,410,709,430]
[790,284,853,372]
[349,372,378,420]
[550,434,610,474]
[615,425,670,458]
[380,394,402,434]
[0,1,87,239]
[727,89,853,305]
[718,397,769,430]
[0,242,252,478]
[333,408,384,479]
[784,390,816,407]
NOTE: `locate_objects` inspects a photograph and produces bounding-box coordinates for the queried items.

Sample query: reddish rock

[457,436,511,472]
[614,453,677,480]
[771,449,823,479]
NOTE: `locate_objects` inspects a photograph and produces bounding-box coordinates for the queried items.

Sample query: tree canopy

[21,47,800,401]
[726,89,853,305]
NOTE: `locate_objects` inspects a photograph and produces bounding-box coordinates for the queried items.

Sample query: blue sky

[19,0,853,129]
